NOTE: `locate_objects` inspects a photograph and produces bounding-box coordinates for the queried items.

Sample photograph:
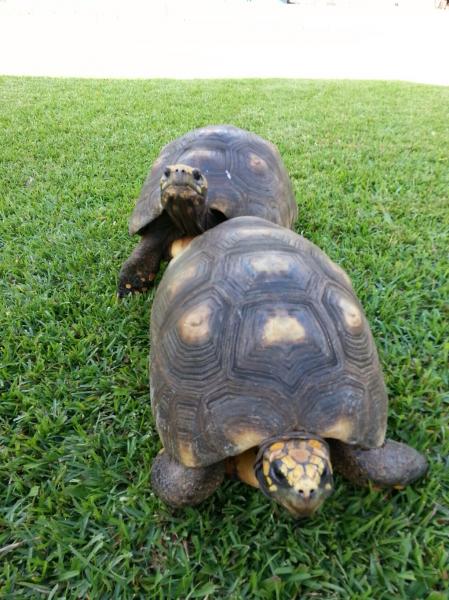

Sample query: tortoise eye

[192,169,202,181]
[270,463,287,484]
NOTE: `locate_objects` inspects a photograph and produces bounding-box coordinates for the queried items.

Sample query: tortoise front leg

[118,213,178,297]
[151,449,225,508]
[330,438,428,489]
[118,231,163,297]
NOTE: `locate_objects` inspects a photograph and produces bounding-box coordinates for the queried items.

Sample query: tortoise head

[160,164,208,235]
[255,433,334,519]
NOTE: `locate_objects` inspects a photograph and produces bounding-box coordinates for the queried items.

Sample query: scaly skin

[150,434,428,516]
[151,450,225,508]
[118,213,179,297]
[329,438,428,488]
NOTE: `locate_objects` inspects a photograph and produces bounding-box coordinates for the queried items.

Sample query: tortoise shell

[129,125,297,235]
[150,217,388,468]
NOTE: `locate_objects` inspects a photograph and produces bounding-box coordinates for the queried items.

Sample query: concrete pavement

[0,0,448,84]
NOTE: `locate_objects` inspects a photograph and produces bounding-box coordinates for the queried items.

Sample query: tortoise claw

[117,272,156,298]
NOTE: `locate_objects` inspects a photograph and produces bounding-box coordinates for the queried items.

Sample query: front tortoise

[118,125,297,296]
[149,217,427,518]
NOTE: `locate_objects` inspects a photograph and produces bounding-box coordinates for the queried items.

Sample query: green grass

[0,76,448,599]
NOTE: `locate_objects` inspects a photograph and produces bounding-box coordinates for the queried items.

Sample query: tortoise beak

[160,164,207,196]
[283,495,324,519]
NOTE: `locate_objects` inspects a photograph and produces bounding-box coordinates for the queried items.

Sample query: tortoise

[118,125,297,296]
[149,217,428,518]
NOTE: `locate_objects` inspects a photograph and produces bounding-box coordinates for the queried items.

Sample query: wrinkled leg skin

[151,450,225,508]
[118,213,179,297]
[330,438,428,489]
[118,231,163,297]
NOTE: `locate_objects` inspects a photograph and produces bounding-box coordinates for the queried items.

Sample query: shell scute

[150,217,388,466]
[128,125,297,235]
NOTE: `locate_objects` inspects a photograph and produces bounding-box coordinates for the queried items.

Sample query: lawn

[0,77,448,599]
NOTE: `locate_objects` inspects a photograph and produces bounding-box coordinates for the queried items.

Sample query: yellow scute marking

[249,153,267,171]
[228,429,266,453]
[338,296,363,329]
[262,313,306,346]
[178,303,211,344]
[249,253,291,274]
[237,227,274,237]
[320,418,353,442]
[178,441,197,467]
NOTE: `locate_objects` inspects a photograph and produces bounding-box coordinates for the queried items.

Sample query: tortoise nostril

[298,488,316,498]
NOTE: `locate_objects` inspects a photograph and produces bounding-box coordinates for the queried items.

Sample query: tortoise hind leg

[151,450,225,508]
[330,438,428,488]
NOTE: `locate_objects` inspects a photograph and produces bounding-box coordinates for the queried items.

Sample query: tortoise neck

[164,188,207,236]
[224,432,329,492]
[225,447,259,489]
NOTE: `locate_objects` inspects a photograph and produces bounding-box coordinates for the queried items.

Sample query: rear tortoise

[149,217,427,518]
[118,125,297,296]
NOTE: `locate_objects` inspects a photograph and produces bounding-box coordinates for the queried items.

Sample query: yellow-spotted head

[255,433,333,518]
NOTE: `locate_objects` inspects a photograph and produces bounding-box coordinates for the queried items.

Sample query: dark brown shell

[150,217,388,467]
[129,125,297,235]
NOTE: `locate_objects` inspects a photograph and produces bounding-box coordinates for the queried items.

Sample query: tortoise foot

[117,262,156,298]
[330,438,428,488]
[151,449,224,508]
